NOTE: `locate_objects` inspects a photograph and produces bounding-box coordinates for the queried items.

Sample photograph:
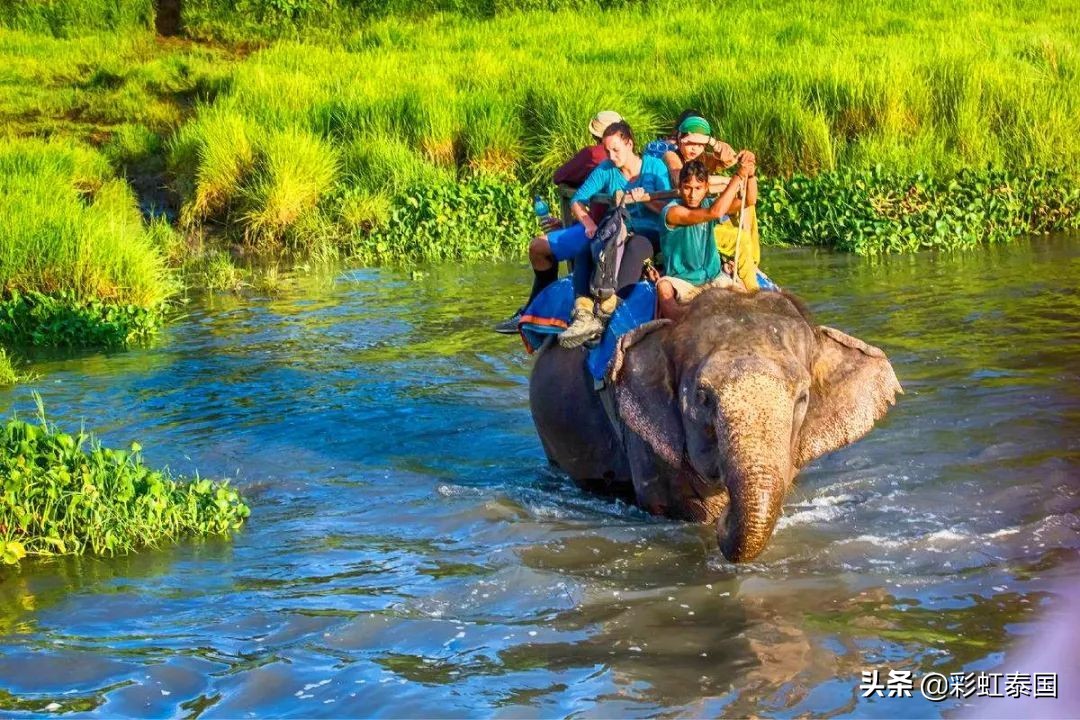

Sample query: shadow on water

[0,235,1076,717]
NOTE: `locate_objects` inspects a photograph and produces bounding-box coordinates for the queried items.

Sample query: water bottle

[533,195,553,222]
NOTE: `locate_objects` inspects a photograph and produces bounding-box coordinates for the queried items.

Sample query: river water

[0,235,1077,717]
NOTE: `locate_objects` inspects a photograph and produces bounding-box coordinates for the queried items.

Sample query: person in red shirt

[493,110,622,334]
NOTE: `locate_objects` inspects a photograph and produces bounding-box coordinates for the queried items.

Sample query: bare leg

[657,279,688,323]
[529,234,555,271]
[495,234,558,333]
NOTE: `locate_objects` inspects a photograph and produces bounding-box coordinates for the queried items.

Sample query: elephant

[529,287,902,563]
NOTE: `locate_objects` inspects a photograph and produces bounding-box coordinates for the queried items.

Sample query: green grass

[0,137,175,346]
[0,349,15,386]
[0,0,152,37]
[0,137,173,306]
[159,0,1079,254]
[3,0,1080,268]
[0,398,249,565]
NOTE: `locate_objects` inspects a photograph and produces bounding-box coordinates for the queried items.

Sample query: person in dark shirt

[493,110,622,334]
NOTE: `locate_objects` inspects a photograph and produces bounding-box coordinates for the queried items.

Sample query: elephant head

[611,289,902,563]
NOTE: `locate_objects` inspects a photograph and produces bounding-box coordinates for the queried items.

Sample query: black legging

[616,233,655,297]
[571,230,657,299]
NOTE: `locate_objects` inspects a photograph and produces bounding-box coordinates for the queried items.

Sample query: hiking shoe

[559,307,604,349]
[493,309,523,334]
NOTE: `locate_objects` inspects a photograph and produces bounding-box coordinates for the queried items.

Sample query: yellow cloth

[713,206,760,290]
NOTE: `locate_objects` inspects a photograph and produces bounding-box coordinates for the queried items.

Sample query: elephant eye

[696,387,715,410]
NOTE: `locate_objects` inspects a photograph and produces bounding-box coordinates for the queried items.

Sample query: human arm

[706,138,737,169]
[663,150,683,188]
[745,175,758,207]
[665,154,754,227]
[569,200,599,237]
[570,163,611,237]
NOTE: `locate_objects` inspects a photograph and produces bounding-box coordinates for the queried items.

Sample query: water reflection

[0,235,1076,717]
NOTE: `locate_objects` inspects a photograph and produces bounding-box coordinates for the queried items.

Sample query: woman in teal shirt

[560,121,671,348]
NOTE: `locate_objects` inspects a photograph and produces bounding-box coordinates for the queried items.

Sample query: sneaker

[558,307,604,348]
[493,309,523,334]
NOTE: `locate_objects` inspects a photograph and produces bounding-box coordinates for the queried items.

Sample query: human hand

[628,186,650,203]
[644,262,661,283]
[736,151,756,179]
[715,141,737,168]
[583,219,599,239]
[736,150,756,177]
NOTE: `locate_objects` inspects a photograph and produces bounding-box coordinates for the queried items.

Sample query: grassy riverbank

[0,0,1078,323]
[0,137,175,347]
[163,0,1080,258]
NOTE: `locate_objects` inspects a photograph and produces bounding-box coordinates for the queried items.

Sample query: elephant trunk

[712,370,794,563]
[717,468,787,562]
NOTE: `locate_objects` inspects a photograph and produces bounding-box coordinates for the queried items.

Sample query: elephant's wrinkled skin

[529,288,902,563]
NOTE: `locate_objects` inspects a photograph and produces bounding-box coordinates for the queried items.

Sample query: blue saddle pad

[586,282,656,380]
[519,277,575,353]
[519,279,657,381]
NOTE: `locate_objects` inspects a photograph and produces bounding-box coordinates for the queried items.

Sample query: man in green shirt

[657,156,755,322]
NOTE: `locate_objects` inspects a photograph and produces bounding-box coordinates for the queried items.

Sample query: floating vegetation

[759,167,1080,255]
[0,398,250,565]
[0,291,166,349]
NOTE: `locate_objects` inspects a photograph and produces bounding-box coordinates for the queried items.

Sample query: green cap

[677,116,712,136]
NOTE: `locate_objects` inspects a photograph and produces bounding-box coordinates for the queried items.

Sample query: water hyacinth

[0,399,250,564]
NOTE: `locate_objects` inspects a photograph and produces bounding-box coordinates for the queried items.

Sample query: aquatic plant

[183,250,249,293]
[0,398,250,565]
[353,174,537,264]
[0,291,166,349]
[758,167,1080,255]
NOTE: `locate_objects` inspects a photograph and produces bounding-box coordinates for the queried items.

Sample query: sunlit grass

[3,0,1079,260]
[0,137,173,307]
[0,349,15,386]
[163,0,1079,248]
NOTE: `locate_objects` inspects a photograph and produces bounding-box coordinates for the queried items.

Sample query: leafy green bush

[758,167,1080,255]
[353,174,536,264]
[0,291,166,349]
[0,401,250,564]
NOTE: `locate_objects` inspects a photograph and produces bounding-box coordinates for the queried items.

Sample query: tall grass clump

[0,0,152,37]
[0,349,16,386]
[169,108,258,226]
[169,112,340,247]
[0,137,174,346]
[242,127,339,245]
[0,399,249,565]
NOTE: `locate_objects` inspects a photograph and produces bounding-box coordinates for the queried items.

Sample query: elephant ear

[797,325,903,468]
[610,319,684,468]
